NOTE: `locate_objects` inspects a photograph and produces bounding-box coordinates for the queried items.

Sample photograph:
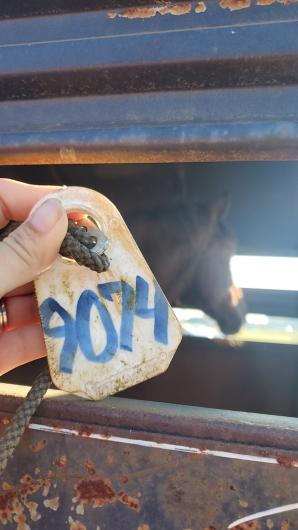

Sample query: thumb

[0,198,68,297]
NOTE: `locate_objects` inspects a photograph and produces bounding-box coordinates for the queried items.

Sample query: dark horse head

[179,195,246,334]
[127,193,246,335]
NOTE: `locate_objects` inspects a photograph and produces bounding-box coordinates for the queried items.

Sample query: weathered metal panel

[0,2,297,162]
[0,384,298,529]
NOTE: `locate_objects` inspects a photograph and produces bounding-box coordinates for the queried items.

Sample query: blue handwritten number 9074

[40,276,169,374]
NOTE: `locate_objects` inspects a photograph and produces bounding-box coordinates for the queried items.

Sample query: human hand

[0,179,68,375]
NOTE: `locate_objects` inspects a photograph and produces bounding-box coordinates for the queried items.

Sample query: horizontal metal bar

[1,87,298,132]
[1,383,298,452]
[0,119,297,163]
[0,22,297,98]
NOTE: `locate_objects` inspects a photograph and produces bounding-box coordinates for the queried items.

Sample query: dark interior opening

[1,160,298,417]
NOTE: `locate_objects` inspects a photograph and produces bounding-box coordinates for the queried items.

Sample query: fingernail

[28,198,64,233]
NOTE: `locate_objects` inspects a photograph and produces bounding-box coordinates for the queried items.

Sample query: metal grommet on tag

[34,186,182,400]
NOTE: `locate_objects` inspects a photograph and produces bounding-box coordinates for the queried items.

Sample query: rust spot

[29,439,47,453]
[281,521,289,530]
[234,522,261,529]
[120,7,157,18]
[229,484,236,491]
[118,490,140,511]
[107,10,117,18]
[54,454,67,468]
[138,525,150,530]
[0,490,16,512]
[2,482,13,491]
[203,527,216,530]
[20,475,32,485]
[195,1,207,11]
[257,0,298,4]
[0,492,24,528]
[68,517,87,530]
[85,460,96,476]
[276,456,296,468]
[0,472,54,528]
[44,496,60,511]
[158,3,192,15]
[74,479,116,509]
[73,479,141,514]
[78,426,93,437]
[111,3,192,19]
[102,429,111,439]
[49,423,60,430]
[219,0,251,10]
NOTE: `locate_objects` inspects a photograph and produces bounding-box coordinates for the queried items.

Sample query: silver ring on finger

[0,298,8,333]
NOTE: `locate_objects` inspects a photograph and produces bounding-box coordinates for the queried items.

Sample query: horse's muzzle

[215,290,247,335]
[217,308,245,335]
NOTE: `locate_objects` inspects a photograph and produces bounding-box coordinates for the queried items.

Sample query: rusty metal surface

[0,384,298,528]
[2,383,298,451]
[0,3,297,162]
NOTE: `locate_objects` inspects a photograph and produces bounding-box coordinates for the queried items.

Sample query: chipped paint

[158,3,192,14]
[68,517,87,530]
[108,3,192,20]
[119,7,158,18]
[281,521,289,530]
[195,1,207,11]
[257,0,298,4]
[219,0,251,10]
[266,520,274,529]
[0,472,53,529]
[256,0,276,4]
[239,500,249,508]
[106,0,298,19]
[107,10,117,18]
[43,497,60,511]
[23,500,41,522]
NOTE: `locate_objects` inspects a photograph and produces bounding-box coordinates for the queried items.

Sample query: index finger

[0,179,62,228]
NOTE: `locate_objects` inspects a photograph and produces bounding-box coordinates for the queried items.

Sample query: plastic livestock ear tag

[34,186,182,400]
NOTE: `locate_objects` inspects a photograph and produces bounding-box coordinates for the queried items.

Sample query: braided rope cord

[0,219,109,474]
